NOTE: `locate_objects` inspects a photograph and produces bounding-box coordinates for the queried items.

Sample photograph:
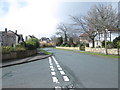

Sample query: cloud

[0,0,60,38]
[0,0,10,17]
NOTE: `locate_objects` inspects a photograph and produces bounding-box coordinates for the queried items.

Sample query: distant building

[40,37,50,43]
[0,28,24,47]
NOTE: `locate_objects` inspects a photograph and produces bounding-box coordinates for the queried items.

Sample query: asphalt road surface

[1,48,118,88]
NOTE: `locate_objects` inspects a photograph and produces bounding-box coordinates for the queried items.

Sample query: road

[1,48,118,88]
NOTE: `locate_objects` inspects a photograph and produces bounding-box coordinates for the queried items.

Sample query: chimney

[5,28,7,33]
[15,30,17,34]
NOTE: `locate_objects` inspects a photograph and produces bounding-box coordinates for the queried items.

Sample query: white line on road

[52,56,57,62]
[55,86,61,89]
[51,68,55,71]
[50,63,53,66]
[63,76,70,82]
[50,66,54,69]
[49,57,52,64]
[57,65,61,68]
[58,67,62,71]
[51,72,56,75]
[52,77,59,83]
[60,71,65,75]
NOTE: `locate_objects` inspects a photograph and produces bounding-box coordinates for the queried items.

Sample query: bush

[107,41,113,49]
[71,44,74,47]
[25,38,39,50]
[86,43,89,47]
[102,40,114,48]
[113,36,120,48]
[2,46,15,53]
[80,46,85,51]
[65,44,69,47]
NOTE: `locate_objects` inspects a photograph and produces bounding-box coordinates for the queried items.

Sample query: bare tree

[70,3,118,48]
[56,23,72,44]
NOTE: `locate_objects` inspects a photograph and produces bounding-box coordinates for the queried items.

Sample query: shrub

[86,43,89,47]
[2,46,15,53]
[71,44,74,47]
[25,38,39,50]
[80,46,85,51]
[65,44,69,47]
[113,36,120,48]
[107,41,113,49]
[102,40,113,48]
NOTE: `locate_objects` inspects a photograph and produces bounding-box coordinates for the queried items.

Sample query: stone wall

[85,47,119,55]
[56,47,80,50]
[2,50,37,60]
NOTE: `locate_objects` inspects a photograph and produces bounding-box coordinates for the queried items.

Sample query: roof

[79,33,88,37]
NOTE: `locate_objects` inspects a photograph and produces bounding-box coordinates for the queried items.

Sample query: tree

[56,36,63,46]
[70,3,118,48]
[113,36,120,48]
[56,23,72,44]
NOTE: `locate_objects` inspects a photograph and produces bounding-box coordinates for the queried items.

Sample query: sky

[0,0,119,39]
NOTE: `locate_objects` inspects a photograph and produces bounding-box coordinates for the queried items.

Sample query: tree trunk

[92,38,95,48]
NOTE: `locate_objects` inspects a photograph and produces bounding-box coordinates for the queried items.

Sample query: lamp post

[104,29,108,55]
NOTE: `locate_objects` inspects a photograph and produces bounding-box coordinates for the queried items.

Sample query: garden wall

[2,50,37,60]
[85,47,119,55]
[56,47,80,50]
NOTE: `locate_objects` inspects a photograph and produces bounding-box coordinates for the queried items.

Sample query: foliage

[113,36,120,48]
[25,38,40,50]
[102,40,114,48]
[86,43,89,47]
[56,36,63,46]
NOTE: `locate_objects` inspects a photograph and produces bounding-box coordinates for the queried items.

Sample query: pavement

[1,52,52,68]
[2,48,118,88]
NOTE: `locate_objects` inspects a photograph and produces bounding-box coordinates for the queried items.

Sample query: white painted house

[89,30,119,47]
[79,29,120,48]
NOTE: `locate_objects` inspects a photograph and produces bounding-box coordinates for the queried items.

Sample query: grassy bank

[55,48,120,59]
[38,49,52,55]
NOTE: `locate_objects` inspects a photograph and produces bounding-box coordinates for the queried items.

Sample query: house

[79,29,120,47]
[79,33,90,44]
[0,28,24,47]
[40,37,50,44]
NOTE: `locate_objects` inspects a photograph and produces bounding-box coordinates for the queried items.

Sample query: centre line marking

[60,71,65,75]
[52,77,59,83]
[55,86,61,89]
[49,57,52,64]
[51,72,56,75]
[50,66,54,69]
[52,56,57,62]
[57,65,61,68]
[58,67,62,71]
[51,68,55,71]
[63,76,70,82]
[50,63,53,66]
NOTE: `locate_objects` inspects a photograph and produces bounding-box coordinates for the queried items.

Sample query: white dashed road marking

[51,72,56,75]
[50,66,54,69]
[51,68,55,71]
[58,67,62,71]
[55,86,61,89]
[57,65,61,68]
[60,71,65,75]
[52,77,59,83]
[63,76,70,82]
[49,57,52,64]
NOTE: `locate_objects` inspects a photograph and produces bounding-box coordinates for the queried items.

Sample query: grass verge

[39,49,52,55]
[54,48,120,59]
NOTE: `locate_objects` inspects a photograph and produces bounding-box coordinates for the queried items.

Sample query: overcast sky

[0,0,119,39]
